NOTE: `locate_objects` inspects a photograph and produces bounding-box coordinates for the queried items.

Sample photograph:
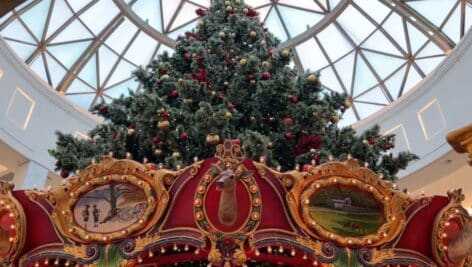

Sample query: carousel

[1,137,472,267]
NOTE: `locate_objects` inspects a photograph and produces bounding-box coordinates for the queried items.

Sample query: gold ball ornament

[331,115,340,123]
[267,142,273,149]
[172,151,181,159]
[154,149,163,156]
[262,61,270,68]
[225,1,231,6]
[206,134,220,145]
[235,0,241,3]
[250,80,256,85]
[281,49,290,58]
[307,74,318,84]
[225,112,232,119]
[250,31,257,38]
[243,8,249,14]
[219,31,226,38]
[157,120,170,131]
[345,99,353,108]
[127,128,135,135]
[183,98,193,105]
[239,58,247,67]
[226,5,232,12]
[197,20,204,28]
[178,78,184,84]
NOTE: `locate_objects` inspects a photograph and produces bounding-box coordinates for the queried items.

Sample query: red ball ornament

[184,52,190,60]
[152,136,161,144]
[196,55,204,62]
[129,123,136,130]
[261,71,270,80]
[60,170,69,179]
[160,110,170,119]
[283,117,293,126]
[159,67,167,74]
[196,8,206,16]
[98,105,107,113]
[179,133,189,140]
[369,138,377,145]
[247,74,255,81]
[385,142,394,149]
[268,49,274,57]
[170,89,179,98]
[284,132,294,140]
[290,95,298,104]
[227,103,235,110]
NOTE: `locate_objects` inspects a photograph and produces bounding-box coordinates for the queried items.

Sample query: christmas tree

[50,0,417,181]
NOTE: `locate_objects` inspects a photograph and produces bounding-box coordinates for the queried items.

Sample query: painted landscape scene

[309,185,385,237]
[73,183,148,233]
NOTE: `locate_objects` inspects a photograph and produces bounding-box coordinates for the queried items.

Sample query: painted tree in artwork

[49,0,417,181]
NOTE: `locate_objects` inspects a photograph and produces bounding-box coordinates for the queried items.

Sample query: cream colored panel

[5,88,35,130]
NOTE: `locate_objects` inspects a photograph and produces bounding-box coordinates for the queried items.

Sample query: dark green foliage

[49,0,417,180]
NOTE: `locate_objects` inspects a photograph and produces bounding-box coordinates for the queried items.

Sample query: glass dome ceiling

[1,0,471,126]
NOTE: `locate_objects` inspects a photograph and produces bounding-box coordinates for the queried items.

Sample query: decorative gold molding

[0,181,26,266]
[287,159,410,247]
[447,124,472,165]
[26,157,169,244]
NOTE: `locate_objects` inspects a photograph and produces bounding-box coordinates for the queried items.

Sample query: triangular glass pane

[131,0,162,32]
[104,78,138,99]
[78,54,98,87]
[162,0,182,31]
[1,19,36,44]
[278,6,323,37]
[407,0,456,28]
[353,55,378,96]
[98,45,119,86]
[406,22,428,54]
[319,67,344,93]
[67,78,95,94]
[47,40,91,68]
[353,102,384,119]
[79,0,119,35]
[295,38,328,72]
[402,67,423,95]
[265,8,288,41]
[329,0,342,9]
[442,4,461,43]
[44,53,67,87]
[124,32,158,66]
[191,0,210,7]
[338,108,357,128]
[416,41,444,58]
[30,54,49,84]
[105,19,138,54]
[355,86,389,104]
[466,5,472,32]
[362,50,405,79]
[246,0,271,8]
[278,0,323,12]
[0,12,13,25]
[384,65,407,99]
[415,56,445,76]
[337,5,375,44]
[318,24,353,61]
[50,19,93,44]
[170,2,200,31]
[46,0,73,39]
[333,51,355,92]
[105,60,136,87]
[382,13,408,51]
[361,29,402,56]
[20,0,51,41]
[353,0,390,24]
[6,40,36,60]
[257,5,272,22]
[67,0,92,12]
[65,93,96,110]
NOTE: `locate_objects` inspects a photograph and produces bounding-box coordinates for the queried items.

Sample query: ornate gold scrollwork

[287,159,410,247]
[26,157,169,244]
[0,181,26,266]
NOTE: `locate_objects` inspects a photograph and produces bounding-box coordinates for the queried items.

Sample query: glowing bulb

[161,247,166,254]
[267,246,272,253]
[290,249,296,256]
[255,249,260,256]
[303,254,308,260]
[184,244,189,251]
[278,246,284,253]
[148,250,154,257]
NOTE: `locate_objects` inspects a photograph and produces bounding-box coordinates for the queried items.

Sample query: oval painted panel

[73,183,148,233]
[0,211,14,256]
[204,180,251,233]
[309,185,385,237]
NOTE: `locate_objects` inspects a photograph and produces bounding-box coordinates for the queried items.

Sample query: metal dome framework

[0,0,471,126]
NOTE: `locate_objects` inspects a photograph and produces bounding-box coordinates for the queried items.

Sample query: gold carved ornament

[287,159,410,247]
[26,157,170,244]
[0,181,26,266]
[432,189,472,266]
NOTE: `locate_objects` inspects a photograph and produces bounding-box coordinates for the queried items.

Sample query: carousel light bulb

[143,157,148,164]
[311,160,316,166]
[54,258,59,266]
[65,260,70,266]
[44,259,49,265]
[184,244,189,251]
[347,154,352,159]
[108,151,114,157]
[259,156,266,163]
[8,237,14,242]
[267,246,272,253]
[148,250,154,257]
[313,260,318,266]
[255,249,260,256]
[278,245,284,253]
[290,249,296,256]
[303,254,308,260]
[328,155,334,161]
[10,224,15,230]
[160,247,166,254]
[276,166,282,171]
[35,262,39,267]
[176,165,181,170]
[193,156,199,162]
[294,164,300,171]
[195,248,200,255]
[173,243,178,251]
[364,162,369,167]
[137,257,143,263]
[8,212,14,218]
[126,152,132,159]
[207,264,212,267]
